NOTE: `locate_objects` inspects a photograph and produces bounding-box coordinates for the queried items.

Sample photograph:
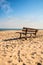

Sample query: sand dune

[0,30,43,65]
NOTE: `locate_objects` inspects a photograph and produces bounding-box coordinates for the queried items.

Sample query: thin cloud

[0,0,13,15]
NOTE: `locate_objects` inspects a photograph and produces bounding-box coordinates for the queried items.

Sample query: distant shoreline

[0,28,43,31]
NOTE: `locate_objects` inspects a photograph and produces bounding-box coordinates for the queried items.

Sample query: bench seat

[16,32,36,34]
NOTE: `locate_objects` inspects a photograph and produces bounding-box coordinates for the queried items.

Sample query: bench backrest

[22,27,38,34]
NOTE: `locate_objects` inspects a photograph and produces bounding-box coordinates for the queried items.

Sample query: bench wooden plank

[16,32,36,34]
[16,27,38,39]
[23,27,37,30]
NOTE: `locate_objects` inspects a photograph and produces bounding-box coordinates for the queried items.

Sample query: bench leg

[25,34,27,40]
[30,34,32,38]
[34,33,36,38]
[35,33,36,37]
[20,33,21,38]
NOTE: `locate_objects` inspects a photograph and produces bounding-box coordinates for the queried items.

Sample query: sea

[0,28,22,31]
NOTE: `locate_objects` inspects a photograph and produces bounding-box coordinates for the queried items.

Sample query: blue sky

[0,0,43,29]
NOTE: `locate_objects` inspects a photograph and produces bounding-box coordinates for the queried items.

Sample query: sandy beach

[0,30,43,65]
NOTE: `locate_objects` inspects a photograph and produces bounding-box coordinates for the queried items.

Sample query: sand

[0,30,43,65]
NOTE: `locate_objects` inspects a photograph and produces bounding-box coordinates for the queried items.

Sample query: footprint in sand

[10,55,12,57]
[7,60,12,63]
[12,63,15,65]
[31,52,36,55]
[37,63,42,65]
[23,63,26,65]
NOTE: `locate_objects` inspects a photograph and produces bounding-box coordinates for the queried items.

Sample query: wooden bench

[16,27,38,39]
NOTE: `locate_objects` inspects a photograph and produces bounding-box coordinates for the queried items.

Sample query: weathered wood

[23,27,37,30]
[16,27,38,39]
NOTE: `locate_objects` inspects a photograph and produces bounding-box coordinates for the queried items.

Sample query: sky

[0,0,43,29]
